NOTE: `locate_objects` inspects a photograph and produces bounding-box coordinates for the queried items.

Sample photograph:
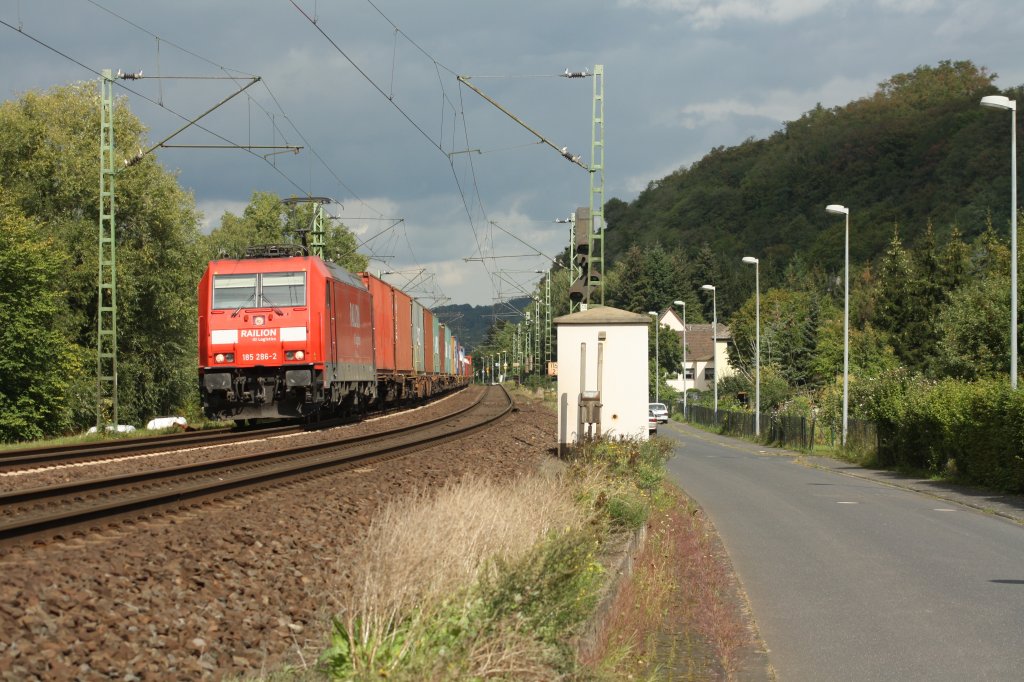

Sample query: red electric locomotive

[198,246,470,424]
[198,245,376,422]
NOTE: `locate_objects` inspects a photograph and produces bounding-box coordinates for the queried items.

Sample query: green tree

[606,243,693,315]
[0,83,205,429]
[874,60,995,109]
[872,226,933,371]
[933,274,1011,380]
[691,242,724,321]
[649,319,682,403]
[602,60,1004,297]
[812,316,897,382]
[941,225,970,291]
[204,191,368,273]
[727,288,821,387]
[0,189,83,441]
[910,220,947,372]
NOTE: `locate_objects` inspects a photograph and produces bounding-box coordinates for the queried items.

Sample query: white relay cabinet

[553,306,650,454]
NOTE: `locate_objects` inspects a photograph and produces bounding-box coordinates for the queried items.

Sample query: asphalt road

[661,421,1024,682]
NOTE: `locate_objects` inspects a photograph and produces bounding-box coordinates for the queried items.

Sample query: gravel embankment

[0,387,551,680]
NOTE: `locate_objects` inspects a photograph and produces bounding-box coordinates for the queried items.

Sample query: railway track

[0,390,469,472]
[0,385,511,546]
[0,423,303,471]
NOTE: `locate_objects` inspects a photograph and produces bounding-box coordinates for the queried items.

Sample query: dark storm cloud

[2,0,1023,303]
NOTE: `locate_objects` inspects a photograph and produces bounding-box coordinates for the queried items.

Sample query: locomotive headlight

[214,353,234,363]
[215,353,225,363]
[294,350,305,360]
[225,353,234,362]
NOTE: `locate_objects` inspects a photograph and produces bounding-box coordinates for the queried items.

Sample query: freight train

[197,245,471,423]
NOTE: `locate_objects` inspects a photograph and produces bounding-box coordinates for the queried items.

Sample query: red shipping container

[394,287,413,373]
[359,272,396,373]
[331,274,375,374]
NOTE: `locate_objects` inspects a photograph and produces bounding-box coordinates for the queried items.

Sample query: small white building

[657,308,735,398]
[554,306,650,453]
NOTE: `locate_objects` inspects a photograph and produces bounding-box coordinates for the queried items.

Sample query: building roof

[553,306,652,326]
[676,324,730,362]
[659,308,684,331]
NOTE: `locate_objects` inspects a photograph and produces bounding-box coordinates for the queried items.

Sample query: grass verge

[589,484,756,680]
[315,436,674,680]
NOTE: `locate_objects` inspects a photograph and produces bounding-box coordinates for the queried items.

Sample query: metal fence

[683,405,878,456]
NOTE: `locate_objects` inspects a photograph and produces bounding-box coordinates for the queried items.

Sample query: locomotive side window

[212,274,257,310]
[261,272,306,307]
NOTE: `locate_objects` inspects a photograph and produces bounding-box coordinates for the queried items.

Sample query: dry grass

[341,472,585,612]
[327,472,589,679]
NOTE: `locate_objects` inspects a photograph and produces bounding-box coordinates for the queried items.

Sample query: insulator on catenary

[117,69,143,80]
[123,148,144,167]
[562,68,589,78]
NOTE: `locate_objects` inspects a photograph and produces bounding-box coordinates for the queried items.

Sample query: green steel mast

[588,65,605,306]
[97,69,118,428]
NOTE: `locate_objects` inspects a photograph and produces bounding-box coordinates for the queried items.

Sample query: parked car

[648,409,658,434]
[649,402,669,423]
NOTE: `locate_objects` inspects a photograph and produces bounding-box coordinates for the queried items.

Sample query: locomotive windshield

[211,272,306,310]
[212,274,257,310]
[261,272,306,306]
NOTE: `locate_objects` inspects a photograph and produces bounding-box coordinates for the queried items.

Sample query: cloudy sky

[2,0,1022,306]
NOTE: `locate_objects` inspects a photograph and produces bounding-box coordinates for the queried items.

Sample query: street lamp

[741,257,760,437]
[826,203,850,447]
[648,311,659,404]
[701,284,718,419]
[673,300,687,417]
[981,94,1018,389]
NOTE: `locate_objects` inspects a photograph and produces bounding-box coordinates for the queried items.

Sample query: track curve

[0,385,511,546]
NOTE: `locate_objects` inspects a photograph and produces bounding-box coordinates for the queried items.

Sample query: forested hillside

[603,60,1017,318]
[433,298,531,351]
[479,59,1024,493]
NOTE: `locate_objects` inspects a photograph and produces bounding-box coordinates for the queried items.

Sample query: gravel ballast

[0,387,551,680]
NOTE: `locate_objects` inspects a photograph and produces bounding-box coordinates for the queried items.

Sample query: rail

[0,385,511,545]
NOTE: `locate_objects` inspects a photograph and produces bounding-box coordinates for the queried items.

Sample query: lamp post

[741,257,760,436]
[701,284,718,419]
[648,311,659,404]
[673,300,687,417]
[826,203,850,447]
[981,94,1018,389]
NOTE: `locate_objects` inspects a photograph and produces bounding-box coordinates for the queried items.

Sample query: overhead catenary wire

[7,2,461,305]
[288,0,445,156]
[0,17,313,199]
[84,0,384,218]
[22,1,570,311]
[456,75,591,171]
[292,0,584,311]
[294,0,573,303]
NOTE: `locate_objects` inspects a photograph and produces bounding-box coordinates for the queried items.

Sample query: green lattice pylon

[588,64,605,306]
[97,69,118,429]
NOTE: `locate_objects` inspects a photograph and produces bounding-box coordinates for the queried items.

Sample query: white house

[657,308,735,398]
